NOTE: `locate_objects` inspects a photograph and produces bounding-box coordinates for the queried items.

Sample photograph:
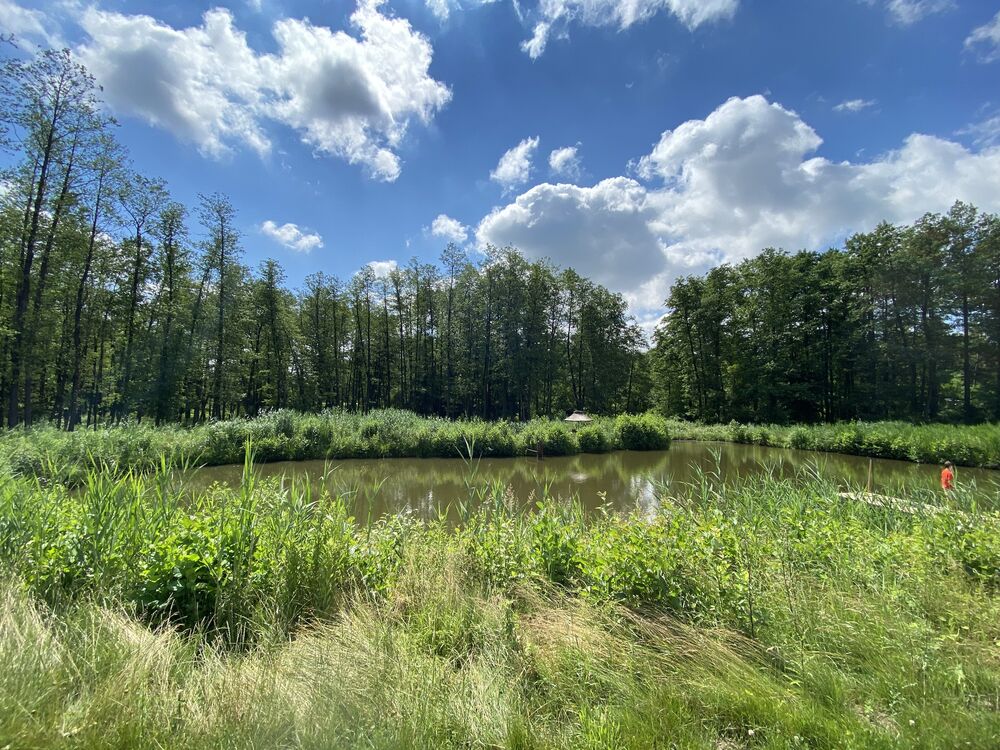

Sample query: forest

[0,50,647,429]
[652,203,1000,425]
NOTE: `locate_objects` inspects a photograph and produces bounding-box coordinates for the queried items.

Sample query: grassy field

[667,419,1000,469]
[1,453,999,748]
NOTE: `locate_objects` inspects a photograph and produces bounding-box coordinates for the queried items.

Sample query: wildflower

[748,728,755,737]
[908,719,915,726]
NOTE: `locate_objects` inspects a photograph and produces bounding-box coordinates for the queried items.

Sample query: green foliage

[576,424,612,453]
[653,206,1000,425]
[667,419,1000,468]
[2,464,1000,747]
[0,409,679,484]
[613,413,671,451]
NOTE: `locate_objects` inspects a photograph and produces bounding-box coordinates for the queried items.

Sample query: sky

[2,0,1000,332]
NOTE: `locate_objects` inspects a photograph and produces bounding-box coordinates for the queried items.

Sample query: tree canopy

[651,205,1000,424]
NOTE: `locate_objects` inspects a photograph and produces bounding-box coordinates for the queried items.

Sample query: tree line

[652,202,1000,424]
[0,49,649,429]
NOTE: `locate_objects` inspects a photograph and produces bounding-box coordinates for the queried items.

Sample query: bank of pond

[0,410,997,487]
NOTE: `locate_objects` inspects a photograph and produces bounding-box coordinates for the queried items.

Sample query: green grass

[0,453,999,748]
[0,409,671,484]
[667,419,1000,469]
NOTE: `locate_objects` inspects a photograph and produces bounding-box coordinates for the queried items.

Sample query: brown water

[188,441,1000,519]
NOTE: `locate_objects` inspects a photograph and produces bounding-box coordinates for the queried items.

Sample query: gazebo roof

[564,410,592,423]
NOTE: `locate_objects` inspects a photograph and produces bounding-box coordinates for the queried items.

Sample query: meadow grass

[0,453,999,748]
[0,409,669,484]
[667,419,1000,469]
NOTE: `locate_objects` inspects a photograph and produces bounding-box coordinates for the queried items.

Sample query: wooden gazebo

[564,410,592,428]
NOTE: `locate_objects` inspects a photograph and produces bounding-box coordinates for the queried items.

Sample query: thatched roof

[564,410,592,423]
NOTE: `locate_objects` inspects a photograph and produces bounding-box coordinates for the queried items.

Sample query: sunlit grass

[0,451,998,747]
[0,409,670,484]
[668,419,1000,469]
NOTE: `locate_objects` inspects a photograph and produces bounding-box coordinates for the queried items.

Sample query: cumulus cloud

[262,4,451,180]
[548,145,582,178]
[367,259,398,277]
[429,213,468,243]
[490,136,540,191]
[521,0,737,58]
[478,95,1000,319]
[965,11,1000,63]
[74,0,450,178]
[260,220,324,252]
[478,178,667,296]
[834,98,876,113]
[76,7,268,158]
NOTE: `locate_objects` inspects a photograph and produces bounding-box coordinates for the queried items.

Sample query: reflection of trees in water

[191,444,1000,518]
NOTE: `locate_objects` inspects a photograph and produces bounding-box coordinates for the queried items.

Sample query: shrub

[577,425,612,453]
[787,427,812,450]
[614,414,671,451]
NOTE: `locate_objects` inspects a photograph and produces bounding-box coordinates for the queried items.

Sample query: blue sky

[2,0,1000,329]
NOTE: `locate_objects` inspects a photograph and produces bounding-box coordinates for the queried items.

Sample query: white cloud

[490,136,540,191]
[0,0,58,46]
[478,95,1000,319]
[422,0,499,23]
[478,178,668,299]
[262,3,451,181]
[521,0,737,58]
[965,11,1000,63]
[960,112,1000,148]
[77,7,268,158]
[834,98,876,113]
[429,213,468,243]
[425,0,453,21]
[367,259,398,277]
[867,0,953,25]
[260,220,324,252]
[74,0,450,179]
[549,145,582,178]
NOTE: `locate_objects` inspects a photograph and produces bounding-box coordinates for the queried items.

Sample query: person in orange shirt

[941,461,955,491]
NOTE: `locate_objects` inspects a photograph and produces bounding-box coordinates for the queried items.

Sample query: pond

[188,440,1000,519]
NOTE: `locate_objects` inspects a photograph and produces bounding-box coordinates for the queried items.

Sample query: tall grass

[668,419,1000,469]
[0,409,671,484]
[0,454,999,747]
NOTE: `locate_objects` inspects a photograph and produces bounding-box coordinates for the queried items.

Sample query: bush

[577,425,612,453]
[614,414,671,451]
[787,426,812,450]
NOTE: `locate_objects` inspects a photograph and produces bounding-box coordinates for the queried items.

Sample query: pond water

[188,441,1000,519]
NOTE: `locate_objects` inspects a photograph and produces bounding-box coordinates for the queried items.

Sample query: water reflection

[188,440,1000,520]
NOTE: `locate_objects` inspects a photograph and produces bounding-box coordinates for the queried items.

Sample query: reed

[0,409,672,484]
[667,418,1000,469]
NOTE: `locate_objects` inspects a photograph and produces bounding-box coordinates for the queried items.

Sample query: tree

[197,192,240,420]
[1,49,106,427]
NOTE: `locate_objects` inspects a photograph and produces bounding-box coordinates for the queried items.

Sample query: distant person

[941,461,955,491]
